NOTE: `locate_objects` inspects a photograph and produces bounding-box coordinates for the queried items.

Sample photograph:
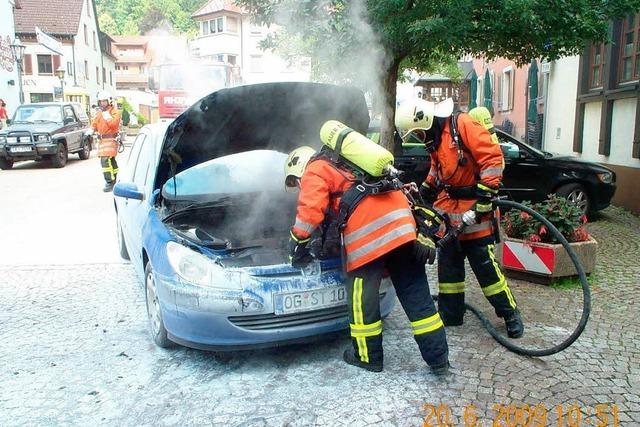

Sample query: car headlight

[166,241,242,289]
[34,134,51,143]
[6,136,17,144]
[596,172,613,184]
[0,135,6,144]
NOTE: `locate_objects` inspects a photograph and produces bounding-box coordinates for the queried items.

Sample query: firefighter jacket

[292,158,417,272]
[91,106,121,158]
[424,113,505,240]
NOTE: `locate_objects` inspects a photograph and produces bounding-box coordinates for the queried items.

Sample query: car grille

[229,293,387,331]
[6,132,33,143]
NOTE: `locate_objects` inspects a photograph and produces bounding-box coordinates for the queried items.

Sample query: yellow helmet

[284,146,316,189]
[395,98,454,142]
[468,106,499,145]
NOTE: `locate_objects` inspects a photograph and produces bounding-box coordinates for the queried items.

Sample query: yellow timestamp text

[422,402,621,427]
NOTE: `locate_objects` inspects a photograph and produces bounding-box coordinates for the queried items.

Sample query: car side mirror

[114,182,145,201]
[5,119,11,126]
[64,117,74,125]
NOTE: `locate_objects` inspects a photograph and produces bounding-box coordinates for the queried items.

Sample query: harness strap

[332,127,353,163]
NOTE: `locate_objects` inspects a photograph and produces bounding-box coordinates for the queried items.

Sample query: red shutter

[53,55,61,72]
[24,54,32,75]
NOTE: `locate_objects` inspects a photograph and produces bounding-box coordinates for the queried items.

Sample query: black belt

[101,133,118,138]
[444,185,476,200]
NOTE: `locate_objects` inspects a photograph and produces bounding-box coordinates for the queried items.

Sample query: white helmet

[284,146,316,190]
[395,98,454,142]
[97,90,111,102]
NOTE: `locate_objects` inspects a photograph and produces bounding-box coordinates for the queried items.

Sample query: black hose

[437,199,591,357]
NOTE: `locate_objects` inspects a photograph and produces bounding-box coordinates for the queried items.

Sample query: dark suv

[0,102,92,169]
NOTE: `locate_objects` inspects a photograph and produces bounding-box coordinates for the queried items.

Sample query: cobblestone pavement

[0,207,638,426]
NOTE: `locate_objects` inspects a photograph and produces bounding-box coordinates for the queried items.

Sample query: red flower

[539,225,547,236]
[580,214,588,224]
[520,212,531,220]
[529,234,541,243]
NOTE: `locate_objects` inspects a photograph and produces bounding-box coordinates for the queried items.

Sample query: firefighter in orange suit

[92,91,121,192]
[285,145,449,374]
[395,98,524,338]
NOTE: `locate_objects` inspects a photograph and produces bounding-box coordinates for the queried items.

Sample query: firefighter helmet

[284,146,316,190]
[395,98,454,142]
[97,90,111,102]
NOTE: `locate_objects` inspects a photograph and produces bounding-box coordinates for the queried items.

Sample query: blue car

[114,82,396,350]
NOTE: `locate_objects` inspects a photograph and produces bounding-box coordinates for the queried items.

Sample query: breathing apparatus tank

[319,120,395,178]
[468,107,499,145]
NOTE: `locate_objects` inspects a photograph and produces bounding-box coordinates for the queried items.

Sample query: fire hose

[434,199,591,357]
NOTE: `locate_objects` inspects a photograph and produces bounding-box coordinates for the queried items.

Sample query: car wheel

[145,262,172,348]
[78,139,91,160]
[50,143,68,168]
[117,219,130,260]
[556,183,590,215]
[0,157,13,170]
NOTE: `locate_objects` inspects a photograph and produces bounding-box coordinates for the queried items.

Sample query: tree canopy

[236,0,640,150]
[95,0,208,36]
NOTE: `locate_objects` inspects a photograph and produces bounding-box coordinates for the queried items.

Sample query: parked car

[0,102,92,169]
[113,83,395,350]
[385,128,616,215]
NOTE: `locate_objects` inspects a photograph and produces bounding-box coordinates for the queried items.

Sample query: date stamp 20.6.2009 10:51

[422,402,621,427]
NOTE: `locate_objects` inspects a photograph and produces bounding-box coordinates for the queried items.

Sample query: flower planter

[125,127,140,136]
[496,236,597,283]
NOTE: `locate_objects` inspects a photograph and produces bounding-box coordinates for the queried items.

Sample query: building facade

[190,0,309,84]
[13,0,115,110]
[111,36,152,92]
[0,0,21,117]
[543,12,640,214]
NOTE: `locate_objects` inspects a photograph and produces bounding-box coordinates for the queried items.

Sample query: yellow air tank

[468,107,499,145]
[319,120,395,177]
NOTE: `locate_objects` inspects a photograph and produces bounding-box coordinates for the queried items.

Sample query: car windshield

[162,150,288,201]
[498,131,549,158]
[13,105,62,123]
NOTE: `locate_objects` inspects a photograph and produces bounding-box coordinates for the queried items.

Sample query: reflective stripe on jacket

[292,158,416,272]
[425,113,505,240]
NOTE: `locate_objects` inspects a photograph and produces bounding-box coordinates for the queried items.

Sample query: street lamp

[10,37,26,104]
[55,66,66,102]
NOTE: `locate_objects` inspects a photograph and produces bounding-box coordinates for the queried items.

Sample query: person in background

[91,91,121,192]
[0,99,8,129]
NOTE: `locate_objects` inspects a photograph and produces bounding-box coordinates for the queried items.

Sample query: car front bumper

[0,143,58,160]
[590,182,616,212]
[153,268,397,350]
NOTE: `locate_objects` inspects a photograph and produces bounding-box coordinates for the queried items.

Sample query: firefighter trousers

[437,235,518,325]
[100,156,119,184]
[346,242,449,367]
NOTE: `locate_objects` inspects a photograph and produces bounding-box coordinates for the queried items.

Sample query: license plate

[274,286,347,315]
[10,146,32,153]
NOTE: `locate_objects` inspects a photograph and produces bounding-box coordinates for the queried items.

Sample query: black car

[0,102,92,169]
[378,128,616,215]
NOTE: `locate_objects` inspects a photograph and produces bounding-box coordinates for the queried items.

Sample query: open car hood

[155,82,370,192]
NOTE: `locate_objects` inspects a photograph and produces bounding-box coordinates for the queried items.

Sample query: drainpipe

[240,14,244,83]
[72,36,77,86]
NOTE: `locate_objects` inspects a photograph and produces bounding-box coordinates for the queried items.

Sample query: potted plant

[496,194,597,282]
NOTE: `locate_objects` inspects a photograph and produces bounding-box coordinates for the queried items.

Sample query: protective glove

[413,233,437,265]
[419,182,439,204]
[462,209,478,226]
[474,183,498,214]
[288,231,313,268]
[102,111,113,121]
[413,204,445,238]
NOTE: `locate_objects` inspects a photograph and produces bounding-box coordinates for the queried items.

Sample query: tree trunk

[379,57,401,153]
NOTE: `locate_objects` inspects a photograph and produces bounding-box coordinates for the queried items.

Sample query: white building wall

[542,55,580,154]
[0,0,20,116]
[75,0,105,103]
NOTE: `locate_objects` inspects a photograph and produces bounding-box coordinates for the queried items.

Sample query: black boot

[504,309,524,338]
[103,182,114,192]
[342,349,382,372]
[429,361,451,376]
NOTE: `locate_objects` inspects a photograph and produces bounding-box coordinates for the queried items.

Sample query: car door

[119,130,153,269]
[499,133,549,203]
[62,105,80,151]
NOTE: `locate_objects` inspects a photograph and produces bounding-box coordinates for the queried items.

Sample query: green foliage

[96,0,208,36]
[550,274,594,289]
[236,0,640,150]
[136,113,148,125]
[502,194,590,244]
